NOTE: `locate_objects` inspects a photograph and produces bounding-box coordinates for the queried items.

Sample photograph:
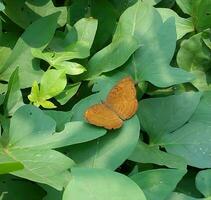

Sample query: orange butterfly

[84,77,138,129]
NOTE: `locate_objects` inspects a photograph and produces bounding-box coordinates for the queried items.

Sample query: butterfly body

[84,77,138,130]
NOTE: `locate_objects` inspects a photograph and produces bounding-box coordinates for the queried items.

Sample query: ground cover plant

[0,0,211,199]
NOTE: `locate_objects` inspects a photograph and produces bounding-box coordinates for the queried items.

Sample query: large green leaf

[8,105,106,149]
[131,169,186,200]
[123,2,193,87]
[63,168,146,200]
[9,149,73,190]
[157,8,194,39]
[4,0,67,28]
[139,92,201,143]
[63,115,140,170]
[158,92,211,168]
[0,13,59,88]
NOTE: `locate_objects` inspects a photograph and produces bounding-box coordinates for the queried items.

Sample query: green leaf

[40,69,67,99]
[81,1,154,79]
[131,169,186,200]
[52,18,98,60]
[167,192,206,200]
[55,82,81,105]
[4,0,67,28]
[176,0,193,15]
[123,2,193,87]
[139,92,201,143]
[0,175,45,200]
[40,100,57,109]
[0,13,59,88]
[3,68,23,116]
[8,149,74,190]
[63,168,146,200]
[129,141,187,169]
[69,0,117,50]
[63,115,140,170]
[0,162,23,174]
[44,110,72,132]
[177,32,211,91]
[157,8,194,39]
[196,170,211,197]
[54,61,86,75]
[192,0,211,32]
[84,36,140,79]
[8,105,56,147]
[41,184,62,200]
[0,1,4,11]
[0,33,18,71]
[8,105,105,149]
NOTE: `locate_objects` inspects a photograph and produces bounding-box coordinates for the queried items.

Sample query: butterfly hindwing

[84,103,123,130]
[105,77,138,120]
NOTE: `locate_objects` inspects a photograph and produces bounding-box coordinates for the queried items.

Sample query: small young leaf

[54,61,86,75]
[40,69,67,99]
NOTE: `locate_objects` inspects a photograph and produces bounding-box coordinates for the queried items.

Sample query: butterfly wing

[105,77,138,120]
[84,103,123,130]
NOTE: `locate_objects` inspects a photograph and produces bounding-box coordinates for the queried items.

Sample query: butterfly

[84,77,138,130]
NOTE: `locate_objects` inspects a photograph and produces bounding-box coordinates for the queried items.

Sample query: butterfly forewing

[84,104,123,129]
[105,77,138,120]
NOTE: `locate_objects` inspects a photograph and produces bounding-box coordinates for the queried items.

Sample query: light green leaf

[63,168,146,200]
[0,162,23,174]
[157,8,194,39]
[196,170,211,197]
[31,48,54,64]
[139,92,201,143]
[129,141,187,169]
[3,67,23,115]
[54,61,86,75]
[131,169,186,200]
[40,100,56,109]
[40,69,67,99]
[28,81,40,104]
[0,13,59,88]
[63,115,140,170]
[4,0,67,28]
[0,1,4,11]
[55,82,81,105]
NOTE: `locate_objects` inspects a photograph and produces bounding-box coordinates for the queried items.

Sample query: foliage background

[0,0,211,199]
